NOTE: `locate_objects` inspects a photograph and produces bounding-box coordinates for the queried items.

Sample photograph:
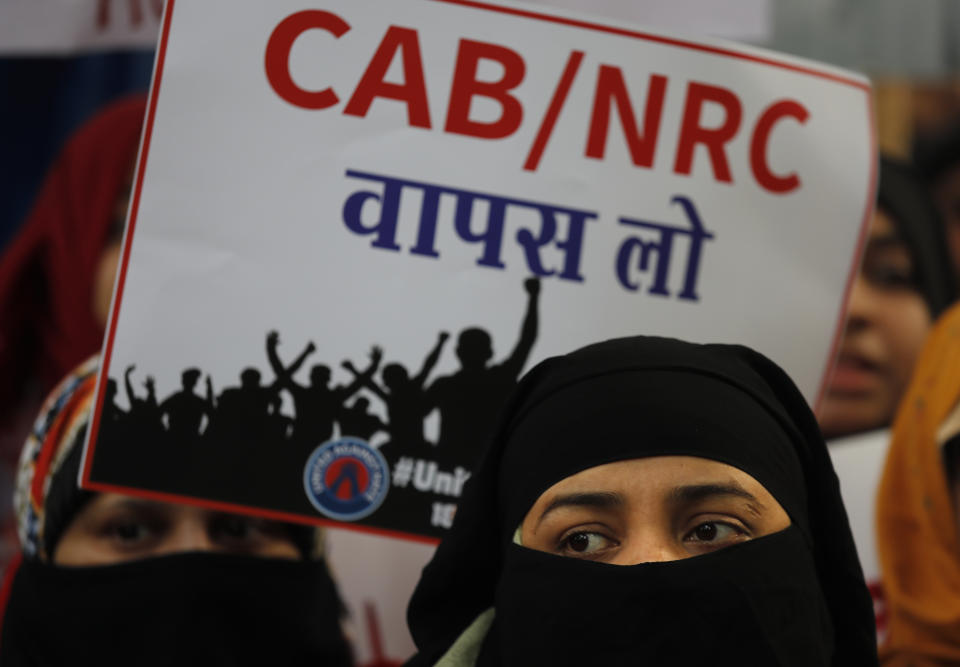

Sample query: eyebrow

[668,483,765,517]
[99,497,168,515]
[535,491,624,528]
[114,497,160,508]
[865,234,907,252]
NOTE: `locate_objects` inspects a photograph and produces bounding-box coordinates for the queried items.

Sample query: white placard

[828,429,890,642]
[82,0,874,553]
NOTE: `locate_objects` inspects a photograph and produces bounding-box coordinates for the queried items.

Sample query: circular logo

[303,437,390,521]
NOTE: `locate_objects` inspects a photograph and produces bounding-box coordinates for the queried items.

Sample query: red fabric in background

[0,94,146,457]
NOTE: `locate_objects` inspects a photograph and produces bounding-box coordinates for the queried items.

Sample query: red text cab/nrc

[264,9,808,194]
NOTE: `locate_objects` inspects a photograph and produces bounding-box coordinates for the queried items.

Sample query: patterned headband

[14,357,99,559]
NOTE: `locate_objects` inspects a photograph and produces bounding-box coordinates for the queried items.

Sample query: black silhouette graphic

[425,278,540,470]
[267,331,382,449]
[344,331,448,458]
[265,392,295,442]
[211,367,282,441]
[89,278,542,539]
[101,378,125,427]
[124,364,157,412]
[123,365,160,426]
[159,367,212,440]
[337,397,386,441]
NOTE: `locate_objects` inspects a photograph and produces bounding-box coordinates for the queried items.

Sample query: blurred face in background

[818,208,933,439]
[53,493,301,566]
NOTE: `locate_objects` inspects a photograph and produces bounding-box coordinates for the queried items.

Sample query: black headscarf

[406,336,878,666]
[913,122,960,187]
[877,155,957,316]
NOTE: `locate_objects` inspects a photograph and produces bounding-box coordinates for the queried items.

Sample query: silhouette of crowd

[91,278,541,526]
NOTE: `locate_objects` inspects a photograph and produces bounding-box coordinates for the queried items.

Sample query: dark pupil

[695,523,717,541]
[221,517,250,538]
[117,523,142,540]
[568,533,590,552]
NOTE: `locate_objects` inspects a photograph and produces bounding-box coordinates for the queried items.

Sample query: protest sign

[828,430,890,641]
[82,0,875,545]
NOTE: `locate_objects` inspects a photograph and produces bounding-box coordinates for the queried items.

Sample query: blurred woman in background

[876,302,960,666]
[818,156,956,440]
[0,95,145,462]
[0,357,354,666]
[818,157,957,439]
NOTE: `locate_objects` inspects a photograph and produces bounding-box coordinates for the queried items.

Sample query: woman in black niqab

[406,336,878,666]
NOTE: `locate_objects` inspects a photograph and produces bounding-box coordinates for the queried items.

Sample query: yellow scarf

[878,302,960,665]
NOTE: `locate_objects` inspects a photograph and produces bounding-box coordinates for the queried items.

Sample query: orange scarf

[877,302,960,665]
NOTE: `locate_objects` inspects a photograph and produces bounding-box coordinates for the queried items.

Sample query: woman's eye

[208,514,300,556]
[868,267,913,288]
[104,520,155,546]
[863,259,916,291]
[558,531,615,557]
[217,515,253,540]
[210,515,284,548]
[684,521,746,551]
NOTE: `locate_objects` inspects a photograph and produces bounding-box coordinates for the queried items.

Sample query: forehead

[79,493,201,518]
[533,456,768,500]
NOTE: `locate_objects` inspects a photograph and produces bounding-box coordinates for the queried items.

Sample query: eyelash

[864,265,916,290]
[554,519,751,553]
[209,516,278,544]
[682,516,752,548]
[100,515,166,548]
[686,520,738,538]
[97,514,280,551]
[556,526,618,557]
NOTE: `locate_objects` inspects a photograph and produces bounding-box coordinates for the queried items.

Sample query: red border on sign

[82,0,877,544]
[437,0,871,91]
[83,0,175,494]
[78,479,441,545]
[815,113,878,414]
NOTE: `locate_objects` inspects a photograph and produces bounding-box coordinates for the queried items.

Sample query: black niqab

[406,336,877,666]
[0,552,354,666]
